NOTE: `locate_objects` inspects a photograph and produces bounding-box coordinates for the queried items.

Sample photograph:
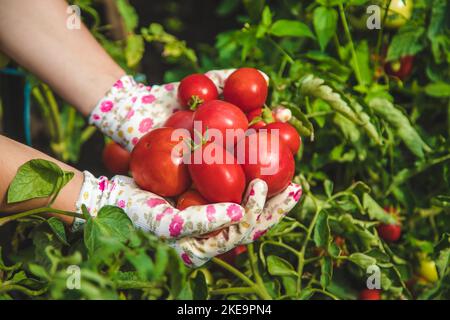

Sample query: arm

[0,0,125,115]
[0,135,82,225]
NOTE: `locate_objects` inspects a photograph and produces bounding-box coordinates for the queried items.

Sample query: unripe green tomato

[418,259,439,283]
[383,0,413,29]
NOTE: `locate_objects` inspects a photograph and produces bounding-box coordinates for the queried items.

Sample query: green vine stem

[210,287,256,296]
[0,207,82,227]
[338,3,363,88]
[247,243,272,300]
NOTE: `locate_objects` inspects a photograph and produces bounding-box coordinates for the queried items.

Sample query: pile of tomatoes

[131,68,301,212]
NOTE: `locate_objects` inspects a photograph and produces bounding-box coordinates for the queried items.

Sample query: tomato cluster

[129,68,302,237]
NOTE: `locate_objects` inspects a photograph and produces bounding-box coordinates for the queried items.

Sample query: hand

[89,70,238,151]
[75,171,302,267]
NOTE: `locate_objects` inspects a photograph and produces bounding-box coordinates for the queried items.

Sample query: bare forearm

[0,135,83,224]
[0,0,125,116]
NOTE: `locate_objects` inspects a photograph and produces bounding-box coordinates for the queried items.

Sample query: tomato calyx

[188,95,204,111]
[247,106,274,127]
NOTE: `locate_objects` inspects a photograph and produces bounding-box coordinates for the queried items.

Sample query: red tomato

[265,122,301,154]
[384,56,414,80]
[246,108,266,130]
[187,142,246,203]
[223,68,268,112]
[102,142,130,175]
[130,127,191,197]
[377,223,402,242]
[178,74,218,108]
[358,289,381,300]
[176,189,208,210]
[218,245,247,264]
[193,100,248,149]
[164,110,194,132]
[239,131,294,197]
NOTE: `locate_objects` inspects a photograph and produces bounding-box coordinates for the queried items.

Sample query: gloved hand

[84,70,302,267]
[75,171,302,267]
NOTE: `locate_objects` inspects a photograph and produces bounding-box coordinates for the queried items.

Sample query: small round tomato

[102,141,130,175]
[178,74,218,108]
[164,110,194,132]
[358,289,381,300]
[265,122,301,154]
[239,131,295,197]
[377,223,402,242]
[418,259,439,283]
[384,55,414,80]
[176,189,208,210]
[130,127,191,197]
[193,100,248,149]
[187,142,246,203]
[218,245,247,264]
[223,68,268,113]
[383,0,413,29]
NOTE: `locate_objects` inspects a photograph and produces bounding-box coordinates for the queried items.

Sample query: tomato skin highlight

[193,100,248,148]
[377,223,402,242]
[178,74,218,108]
[164,110,194,132]
[384,55,414,80]
[130,127,191,197]
[188,143,246,203]
[265,122,301,154]
[358,289,381,300]
[239,131,295,197]
[102,142,131,175]
[223,68,268,113]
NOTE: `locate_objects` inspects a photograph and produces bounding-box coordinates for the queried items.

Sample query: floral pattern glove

[89,70,238,151]
[75,171,302,267]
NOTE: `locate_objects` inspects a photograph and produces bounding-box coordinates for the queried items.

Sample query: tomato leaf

[424,82,450,98]
[7,159,74,204]
[47,217,69,246]
[320,256,333,289]
[313,7,337,51]
[348,253,377,269]
[267,255,297,277]
[270,20,315,39]
[386,26,426,61]
[314,210,330,248]
[125,34,144,68]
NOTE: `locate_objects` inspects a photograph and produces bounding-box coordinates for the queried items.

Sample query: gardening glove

[89,69,263,151]
[74,171,302,267]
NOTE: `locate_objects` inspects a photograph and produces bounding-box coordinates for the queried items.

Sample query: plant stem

[376,0,392,57]
[210,287,255,296]
[247,243,272,300]
[296,195,322,296]
[80,126,97,144]
[311,288,340,300]
[268,37,295,64]
[0,207,82,226]
[338,3,363,87]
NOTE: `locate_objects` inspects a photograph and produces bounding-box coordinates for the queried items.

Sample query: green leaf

[28,263,50,280]
[313,7,337,51]
[424,82,450,98]
[314,211,330,248]
[298,288,314,300]
[436,248,450,278]
[190,270,208,300]
[261,6,272,26]
[320,256,333,289]
[267,255,297,277]
[125,34,144,68]
[116,0,138,33]
[348,253,377,269]
[270,20,315,38]
[7,159,74,204]
[324,180,334,198]
[84,205,134,255]
[47,217,69,246]
[386,26,426,61]
[362,194,397,224]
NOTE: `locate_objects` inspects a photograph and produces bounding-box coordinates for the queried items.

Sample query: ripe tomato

[384,56,414,80]
[265,122,301,154]
[377,223,402,242]
[193,100,248,149]
[178,74,218,108]
[176,189,208,210]
[164,110,194,132]
[218,245,247,264]
[102,141,131,175]
[130,127,191,197]
[188,142,246,203]
[358,289,381,300]
[223,68,268,113]
[239,131,295,197]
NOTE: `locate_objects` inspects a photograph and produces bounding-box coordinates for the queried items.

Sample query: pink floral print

[141,94,156,104]
[169,214,184,237]
[164,84,174,91]
[156,207,173,221]
[100,101,113,112]
[181,252,192,265]
[117,200,125,208]
[113,79,124,89]
[138,118,153,133]
[226,204,243,222]
[253,229,268,240]
[146,198,166,208]
[206,205,216,222]
[289,188,302,201]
